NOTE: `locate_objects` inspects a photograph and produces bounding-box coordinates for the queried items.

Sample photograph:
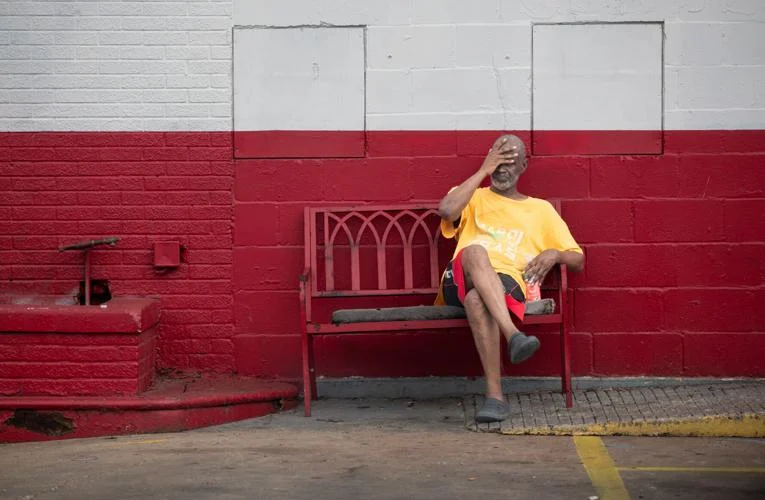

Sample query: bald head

[493,134,527,159]
[489,134,528,194]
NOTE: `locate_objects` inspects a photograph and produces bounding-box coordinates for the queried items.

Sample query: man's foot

[475,397,510,423]
[508,332,541,364]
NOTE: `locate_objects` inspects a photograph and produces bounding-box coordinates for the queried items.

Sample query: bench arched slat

[325,212,357,291]
[356,211,392,290]
[369,211,407,290]
[386,210,418,289]
[405,208,441,288]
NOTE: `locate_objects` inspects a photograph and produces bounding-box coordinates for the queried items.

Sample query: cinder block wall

[1,1,763,382]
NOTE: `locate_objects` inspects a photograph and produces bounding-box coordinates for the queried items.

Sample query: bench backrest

[304,204,448,298]
[304,200,562,299]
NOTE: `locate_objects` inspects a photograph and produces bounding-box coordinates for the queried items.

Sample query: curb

[472,414,765,437]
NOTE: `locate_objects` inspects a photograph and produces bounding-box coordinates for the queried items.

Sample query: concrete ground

[1,398,764,500]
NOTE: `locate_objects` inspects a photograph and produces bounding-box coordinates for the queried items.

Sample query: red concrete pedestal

[0,374,298,442]
[0,297,299,442]
[0,297,161,396]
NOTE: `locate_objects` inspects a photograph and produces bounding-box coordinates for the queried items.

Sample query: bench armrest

[558,263,568,291]
[557,263,568,315]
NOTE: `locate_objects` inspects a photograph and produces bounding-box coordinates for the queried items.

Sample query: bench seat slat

[309,314,564,334]
[333,305,466,323]
[331,299,556,325]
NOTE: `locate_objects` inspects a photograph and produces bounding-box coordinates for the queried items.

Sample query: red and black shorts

[440,248,526,321]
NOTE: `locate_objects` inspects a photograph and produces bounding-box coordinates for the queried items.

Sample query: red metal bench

[299,202,573,417]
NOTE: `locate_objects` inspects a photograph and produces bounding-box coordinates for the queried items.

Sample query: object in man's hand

[525,280,541,301]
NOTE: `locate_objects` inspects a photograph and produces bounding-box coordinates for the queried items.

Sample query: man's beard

[491,173,515,191]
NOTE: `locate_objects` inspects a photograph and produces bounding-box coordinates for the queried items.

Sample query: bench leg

[308,334,318,400]
[560,321,573,408]
[301,329,313,417]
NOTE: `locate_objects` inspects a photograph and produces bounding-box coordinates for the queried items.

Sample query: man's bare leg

[460,244,541,365]
[464,288,512,422]
[463,289,503,401]
[460,245,520,341]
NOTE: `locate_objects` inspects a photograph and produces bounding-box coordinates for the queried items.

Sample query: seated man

[435,134,584,423]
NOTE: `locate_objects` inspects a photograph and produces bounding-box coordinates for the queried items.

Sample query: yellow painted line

[619,466,765,474]
[498,414,765,437]
[114,438,168,445]
[574,436,631,500]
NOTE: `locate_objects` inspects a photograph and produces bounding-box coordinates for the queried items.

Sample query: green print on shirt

[474,216,525,263]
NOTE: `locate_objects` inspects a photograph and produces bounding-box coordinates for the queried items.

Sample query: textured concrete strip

[464,381,765,437]
[492,415,765,437]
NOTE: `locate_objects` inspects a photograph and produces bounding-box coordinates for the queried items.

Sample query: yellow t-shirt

[439,188,582,297]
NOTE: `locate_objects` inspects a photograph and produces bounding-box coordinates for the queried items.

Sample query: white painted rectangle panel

[233,27,364,131]
[532,23,663,131]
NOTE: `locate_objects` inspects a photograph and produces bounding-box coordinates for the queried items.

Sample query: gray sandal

[476,397,510,423]
[509,332,541,364]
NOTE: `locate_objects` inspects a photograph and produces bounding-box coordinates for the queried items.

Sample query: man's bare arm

[525,249,585,284]
[559,250,585,273]
[438,169,486,222]
[438,139,518,222]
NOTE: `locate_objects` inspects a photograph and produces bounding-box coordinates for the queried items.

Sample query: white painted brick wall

[671,67,765,110]
[664,20,765,129]
[233,0,415,27]
[409,68,529,120]
[365,22,531,129]
[0,0,233,131]
[232,0,765,131]
[1,0,764,131]
[234,0,765,26]
[455,24,530,68]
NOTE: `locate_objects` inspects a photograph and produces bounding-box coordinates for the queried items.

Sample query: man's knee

[461,244,490,269]
[463,289,487,314]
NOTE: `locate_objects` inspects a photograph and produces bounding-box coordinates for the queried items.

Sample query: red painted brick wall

[0,132,235,373]
[2,130,763,381]
[233,131,765,379]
